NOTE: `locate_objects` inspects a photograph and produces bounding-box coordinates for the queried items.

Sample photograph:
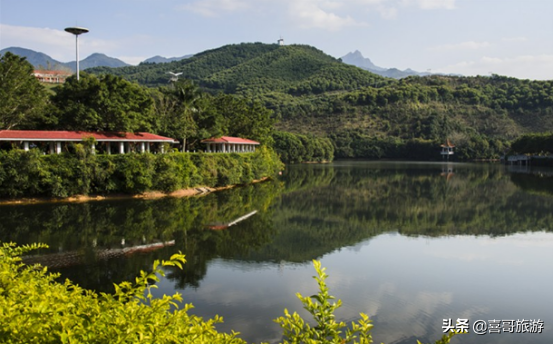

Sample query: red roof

[440,139,455,148]
[33,70,72,76]
[0,130,176,143]
[201,136,259,145]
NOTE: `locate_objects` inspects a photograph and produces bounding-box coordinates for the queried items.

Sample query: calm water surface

[1,161,552,344]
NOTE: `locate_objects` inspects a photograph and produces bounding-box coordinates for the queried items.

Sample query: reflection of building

[22,240,175,269]
[201,136,260,153]
[0,130,177,154]
[33,70,73,84]
[440,139,455,159]
[440,163,455,181]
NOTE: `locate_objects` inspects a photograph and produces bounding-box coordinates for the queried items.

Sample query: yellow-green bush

[0,242,455,344]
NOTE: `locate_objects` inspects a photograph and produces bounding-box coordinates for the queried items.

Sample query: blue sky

[1,0,552,80]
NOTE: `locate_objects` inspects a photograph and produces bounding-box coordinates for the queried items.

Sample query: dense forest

[88,43,553,161]
[3,42,553,162]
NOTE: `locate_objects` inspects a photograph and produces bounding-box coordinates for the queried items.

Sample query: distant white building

[278,37,285,46]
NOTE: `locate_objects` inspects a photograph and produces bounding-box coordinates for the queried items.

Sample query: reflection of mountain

[508,167,553,197]
[239,163,552,262]
[0,162,551,292]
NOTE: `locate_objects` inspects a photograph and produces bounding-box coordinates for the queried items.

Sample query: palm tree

[172,80,203,152]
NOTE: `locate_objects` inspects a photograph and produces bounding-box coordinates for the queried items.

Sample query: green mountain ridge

[88,43,553,160]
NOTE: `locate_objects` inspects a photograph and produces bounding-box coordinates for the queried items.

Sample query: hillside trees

[210,94,276,145]
[50,72,156,132]
[0,52,49,130]
[273,131,334,163]
[510,132,553,155]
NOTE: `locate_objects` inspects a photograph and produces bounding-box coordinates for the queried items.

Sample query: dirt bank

[0,177,270,206]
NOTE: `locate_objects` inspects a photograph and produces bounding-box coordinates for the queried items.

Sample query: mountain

[0,47,70,71]
[142,54,193,64]
[88,43,391,91]
[341,50,431,79]
[79,53,129,70]
[341,50,386,72]
[87,43,552,157]
[4,43,551,160]
[0,47,129,72]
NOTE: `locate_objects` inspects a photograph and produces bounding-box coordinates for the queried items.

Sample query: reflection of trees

[1,162,551,291]
[246,163,552,263]
[0,181,282,292]
[509,170,553,197]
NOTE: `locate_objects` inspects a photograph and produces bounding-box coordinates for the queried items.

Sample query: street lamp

[65,26,89,81]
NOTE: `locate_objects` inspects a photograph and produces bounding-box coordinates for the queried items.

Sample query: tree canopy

[50,72,156,133]
[0,52,49,130]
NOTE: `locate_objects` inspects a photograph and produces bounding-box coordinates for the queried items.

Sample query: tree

[212,94,275,145]
[173,80,203,152]
[51,72,155,133]
[0,52,49,130]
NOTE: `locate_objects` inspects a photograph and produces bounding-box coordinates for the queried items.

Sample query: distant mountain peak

[143,54,193,64]
[341,50,386,72]
[341,50,434,79]
[0,47,129,71]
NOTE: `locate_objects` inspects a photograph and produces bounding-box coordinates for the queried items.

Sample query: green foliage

[0,242,246,343]
[275,260,374,344]
[273,131,334,163]
[9,42,552,161]
[0,52,49,130]
[275,260,455,344]
[509,132,552,155]
[0,147,283,198]
[50,72,156,132]
[87,43,390,94]
[0,243,454,344]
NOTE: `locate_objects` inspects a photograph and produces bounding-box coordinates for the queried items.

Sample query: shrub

[0,148,283,198]
[0,242,455,344]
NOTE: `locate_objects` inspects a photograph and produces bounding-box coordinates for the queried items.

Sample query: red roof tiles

[201,136,259,145]
[0,130,176,143]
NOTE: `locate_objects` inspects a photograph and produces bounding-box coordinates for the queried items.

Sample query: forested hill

[89,43,553,160]
[88,43,391,93]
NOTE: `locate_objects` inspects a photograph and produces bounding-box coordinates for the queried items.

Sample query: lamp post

[65,27,89,81]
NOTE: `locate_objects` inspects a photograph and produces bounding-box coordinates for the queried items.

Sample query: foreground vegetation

[0,242,455,343]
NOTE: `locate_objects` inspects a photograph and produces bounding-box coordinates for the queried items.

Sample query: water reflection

[0,162,551,343]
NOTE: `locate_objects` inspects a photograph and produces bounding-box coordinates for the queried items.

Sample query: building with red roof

[33,70,73,84]
[0,130,177,154]
[201,136,260,153]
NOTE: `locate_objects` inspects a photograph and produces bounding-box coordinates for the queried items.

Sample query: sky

[0,0,552,80]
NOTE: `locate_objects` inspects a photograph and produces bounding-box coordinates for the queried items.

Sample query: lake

[1,161,551,344]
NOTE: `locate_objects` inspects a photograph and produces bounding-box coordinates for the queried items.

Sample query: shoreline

[0,177,271,206]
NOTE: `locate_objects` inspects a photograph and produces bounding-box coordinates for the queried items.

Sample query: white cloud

[0,24,118,62]
[376,5,398,19]
[436,54,553,80]
[399,0,456,9]
[179,0,250,17]
[288,0,367,31]
[0,24,73,60]
[415,0,456,10]
[430,41,491,51]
